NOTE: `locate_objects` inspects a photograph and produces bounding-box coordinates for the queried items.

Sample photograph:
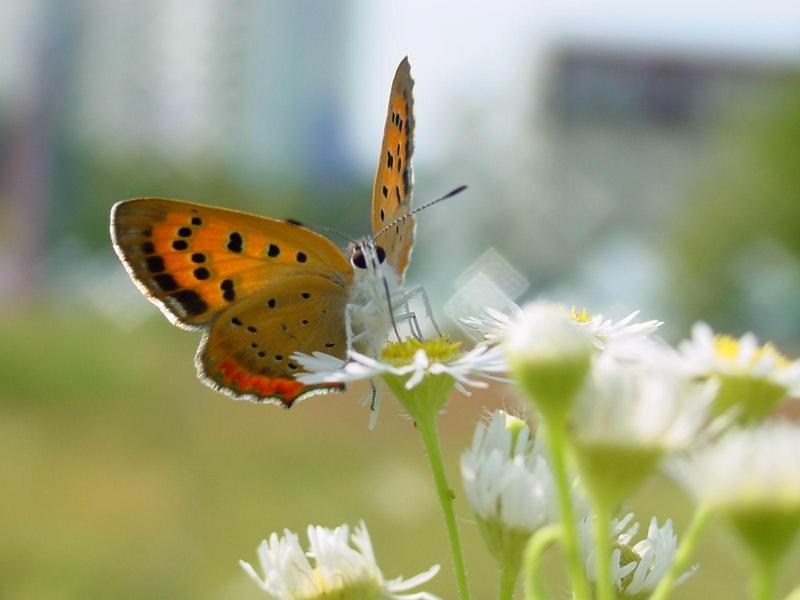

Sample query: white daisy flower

[669,421,800,512]
[570,342,718,508]
[581,513,695,597]
[464,302,661,350]
[295,343,506,391]
[667,422,800,579]
[502,302,595,424]
[679,322,800,421]
[240,521,441,600]
[680,322,800,386]
[571,307,663,350]
[461,410,558,534]
[293,338,507,427]
[574,343,718,450]
[461,305,521,344]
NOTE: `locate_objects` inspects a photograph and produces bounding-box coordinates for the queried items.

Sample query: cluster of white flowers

[240,296,800,599]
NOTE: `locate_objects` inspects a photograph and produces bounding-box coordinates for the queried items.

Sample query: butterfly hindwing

[371,57,415,283]
[111,198,353,328]
[198,274,350,406]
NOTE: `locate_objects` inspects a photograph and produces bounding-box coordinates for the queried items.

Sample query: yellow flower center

[570,306,593,324]
[379,337,462,366]
[299,567,382,600]
[713,335,791,368]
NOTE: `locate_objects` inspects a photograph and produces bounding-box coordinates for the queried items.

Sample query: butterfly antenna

[317,226,358,246]
[374,185,467,240]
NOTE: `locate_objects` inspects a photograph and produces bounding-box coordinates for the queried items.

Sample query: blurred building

[534,45,800,324]
[74,0,355,182]
[432,42,800,333]
[542,44,797,232]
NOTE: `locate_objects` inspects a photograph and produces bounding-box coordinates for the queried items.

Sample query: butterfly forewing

[198,274,350,406]
[371,57,415,283]
[111,198,353,328]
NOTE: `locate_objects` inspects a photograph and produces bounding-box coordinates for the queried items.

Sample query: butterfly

[111,58,418,408]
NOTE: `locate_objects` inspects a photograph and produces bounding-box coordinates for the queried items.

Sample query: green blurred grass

[1,310,798,598]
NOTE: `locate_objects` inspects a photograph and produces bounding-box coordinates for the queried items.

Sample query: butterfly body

[111,58,416,407]
[346,238,400,359]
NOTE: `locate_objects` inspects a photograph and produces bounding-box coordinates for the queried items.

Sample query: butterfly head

[349,238,387,271]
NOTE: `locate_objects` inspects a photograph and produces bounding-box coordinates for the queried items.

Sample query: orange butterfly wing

[111,198,353,405]
[371,57,415,283]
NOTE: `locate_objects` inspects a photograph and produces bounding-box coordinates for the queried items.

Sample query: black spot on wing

[145,256,165,273]
[172,240,188,251]
[296,252,307,263]
[154,273,178,291]
[191,253,206,263]
[386,151,393,170]
[221,279,235,302]
[141,242,155,254]
[267,243,280,257]
[191,217,202,225]
[193,267,210,280]
[172,289,208,316]
[227,232,243,253]
[178,227,192,238]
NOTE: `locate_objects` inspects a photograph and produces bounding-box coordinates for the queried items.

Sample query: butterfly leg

[394,285,443,337]
[390,288,425,339]
[401,296,425,339]
[392,310,424,340]
[345,303,367,353]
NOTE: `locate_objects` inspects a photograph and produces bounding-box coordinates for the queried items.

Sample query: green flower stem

[542,423,590,600]
[524,525,563,600]
[592,502,614,600]
[649,506,710,600]
[751,557,777,600]
[416,412,471,600]
[382,369,470,600]
[499,558,520,600]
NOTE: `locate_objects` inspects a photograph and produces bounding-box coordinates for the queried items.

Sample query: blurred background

[2,1,800,598]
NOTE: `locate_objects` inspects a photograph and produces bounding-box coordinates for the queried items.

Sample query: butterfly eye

[352,249,367,269]
[376,246,387,264]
